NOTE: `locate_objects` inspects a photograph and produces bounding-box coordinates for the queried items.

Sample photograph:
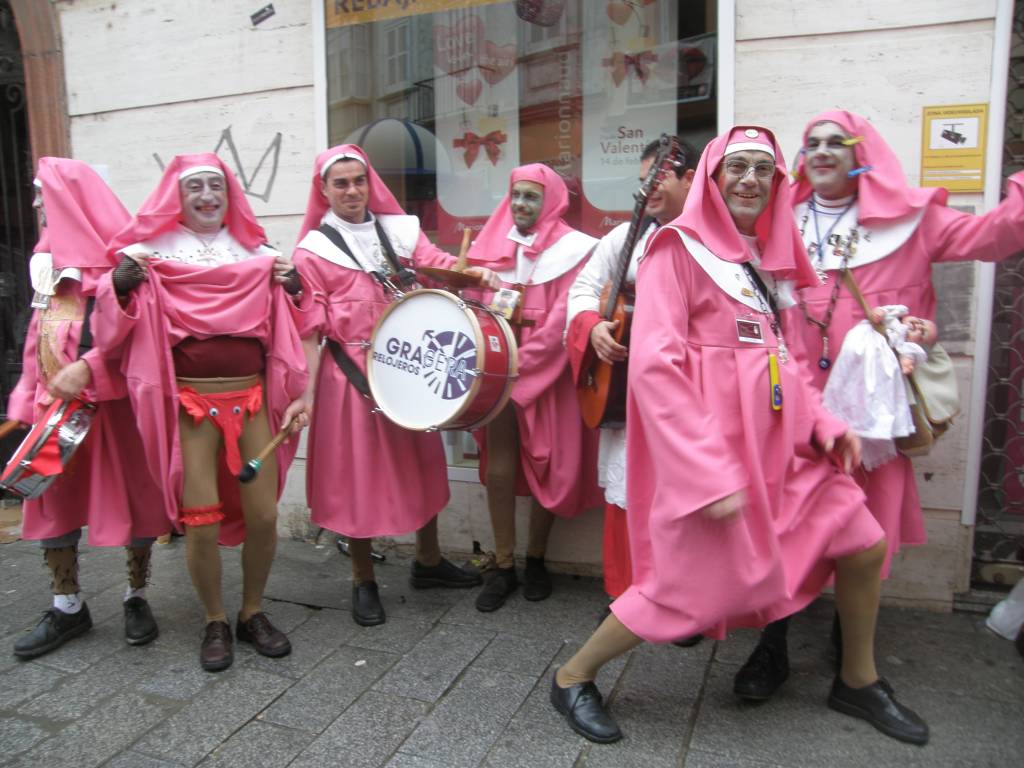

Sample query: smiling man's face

[179,172,228,234]
[803,121,857,200]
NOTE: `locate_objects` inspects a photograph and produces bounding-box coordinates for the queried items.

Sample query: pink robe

[611,232,883,643]
[292,232,454,538]
[7,274,167,545]
[796,176,1024,574]
[92,257,307,546]
[470,263,602,517]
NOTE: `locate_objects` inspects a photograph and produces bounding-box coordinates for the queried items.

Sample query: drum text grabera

[373,335,469,383]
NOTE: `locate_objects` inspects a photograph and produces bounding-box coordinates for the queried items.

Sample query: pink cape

[93,256,307,546]
[107,153,265,255]
[611,229,883,643]
[296,144,405,242]
[795,173,1024,574]
[467,257,602,517]
[8,159,166,545]
[292,232,455,538]
[465,164,574,271]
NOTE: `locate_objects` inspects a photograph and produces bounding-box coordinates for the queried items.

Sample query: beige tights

[835,538,886,688]
[556,612,643,687]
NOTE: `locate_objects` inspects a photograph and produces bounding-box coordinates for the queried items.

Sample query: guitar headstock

[634,134,685,204]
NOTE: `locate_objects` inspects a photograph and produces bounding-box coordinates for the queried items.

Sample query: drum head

[368,290,483,430]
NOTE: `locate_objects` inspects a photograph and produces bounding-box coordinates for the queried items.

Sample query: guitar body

[578,283,634,429]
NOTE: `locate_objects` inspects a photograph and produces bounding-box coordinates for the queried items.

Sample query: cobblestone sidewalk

[1,537,1022,767]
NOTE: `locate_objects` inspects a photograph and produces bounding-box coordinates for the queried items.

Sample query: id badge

[736,318,764,344]
[489,287,521,320]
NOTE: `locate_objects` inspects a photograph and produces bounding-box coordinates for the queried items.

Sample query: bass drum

[0,399,95,499]
[367,289,517,431]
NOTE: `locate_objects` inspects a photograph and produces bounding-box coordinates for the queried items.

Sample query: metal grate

[973,0,1024,588]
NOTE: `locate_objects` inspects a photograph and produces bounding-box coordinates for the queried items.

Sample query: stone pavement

[0,536,1022,768]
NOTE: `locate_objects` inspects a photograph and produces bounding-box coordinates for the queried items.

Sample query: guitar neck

[603,203,648,320]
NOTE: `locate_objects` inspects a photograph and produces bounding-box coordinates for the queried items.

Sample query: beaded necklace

[797,196,861,370]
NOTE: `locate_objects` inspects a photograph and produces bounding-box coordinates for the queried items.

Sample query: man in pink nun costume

[733,110,1024,702]
[9,158,167,659]
[290,145,499,627]
[95,153,310,672]
[463,164,602,612]
[549,127,929,747]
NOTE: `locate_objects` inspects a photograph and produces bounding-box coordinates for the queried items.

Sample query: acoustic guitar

[576,135,683,429]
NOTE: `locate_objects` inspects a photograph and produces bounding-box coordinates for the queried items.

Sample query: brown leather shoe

[236,612,291,658]
[200,620,233,672]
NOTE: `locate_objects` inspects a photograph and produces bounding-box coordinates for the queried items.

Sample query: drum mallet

[238,420,295,483]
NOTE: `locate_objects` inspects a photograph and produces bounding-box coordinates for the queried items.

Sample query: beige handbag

[841,271,960,457]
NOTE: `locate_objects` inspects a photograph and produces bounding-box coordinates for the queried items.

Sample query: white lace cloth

[822,305,917,470]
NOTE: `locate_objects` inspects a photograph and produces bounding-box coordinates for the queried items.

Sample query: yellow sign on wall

[920,103,988,192]
[326,0,504,28]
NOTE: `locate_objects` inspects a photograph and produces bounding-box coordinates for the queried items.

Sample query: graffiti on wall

[153,127,282,202]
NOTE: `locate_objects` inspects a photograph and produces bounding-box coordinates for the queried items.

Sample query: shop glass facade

[324,0,718,467]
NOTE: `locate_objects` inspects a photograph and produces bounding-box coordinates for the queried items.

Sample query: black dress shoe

[352,581,386,626]
[549,673,622,743]
[672,634,703,648]
[200,621,233,672]
[475,567,518,612]
[828,677,929,745]
[410,558,482,589]
[236,612,291,657]
[733,641,789,700]
[13,604,93,659]
[522,556,553,602]
[124,597,159,646]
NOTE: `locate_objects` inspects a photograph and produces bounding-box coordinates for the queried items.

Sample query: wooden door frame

[11,0,69,164]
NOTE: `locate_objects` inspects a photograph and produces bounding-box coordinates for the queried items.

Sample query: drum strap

[325,338,371,399]
[316,223,417,288]
[77,298,95,357]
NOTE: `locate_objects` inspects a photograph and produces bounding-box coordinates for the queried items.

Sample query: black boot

[475,567,518,612]
[733,618,790,700]
[124,597,159,645]
[522,556,553,601]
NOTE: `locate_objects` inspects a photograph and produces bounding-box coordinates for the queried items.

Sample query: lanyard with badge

[741,263,787,412]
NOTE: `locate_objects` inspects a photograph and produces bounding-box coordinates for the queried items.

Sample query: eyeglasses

[722,160,775,180]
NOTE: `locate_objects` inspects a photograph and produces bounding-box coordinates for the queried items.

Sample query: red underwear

[178,383,262,475]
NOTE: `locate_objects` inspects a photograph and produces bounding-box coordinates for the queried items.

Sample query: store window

[323,0,718,472]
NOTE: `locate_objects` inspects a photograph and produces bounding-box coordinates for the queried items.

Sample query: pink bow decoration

[602,50,658,87]
[452,130,508,168]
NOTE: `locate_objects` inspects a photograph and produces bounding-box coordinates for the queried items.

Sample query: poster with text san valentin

[581,0,679,234]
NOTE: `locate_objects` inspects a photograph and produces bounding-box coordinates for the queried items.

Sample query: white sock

[53,593,82,614]
[124,586,147,602]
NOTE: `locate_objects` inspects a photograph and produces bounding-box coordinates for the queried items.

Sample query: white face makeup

[179,171,228,234]
[510,180,545,233]
[803,121,858,200]
[32,185,46,228]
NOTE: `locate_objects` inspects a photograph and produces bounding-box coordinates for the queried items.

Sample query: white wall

[59,0,316,252]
